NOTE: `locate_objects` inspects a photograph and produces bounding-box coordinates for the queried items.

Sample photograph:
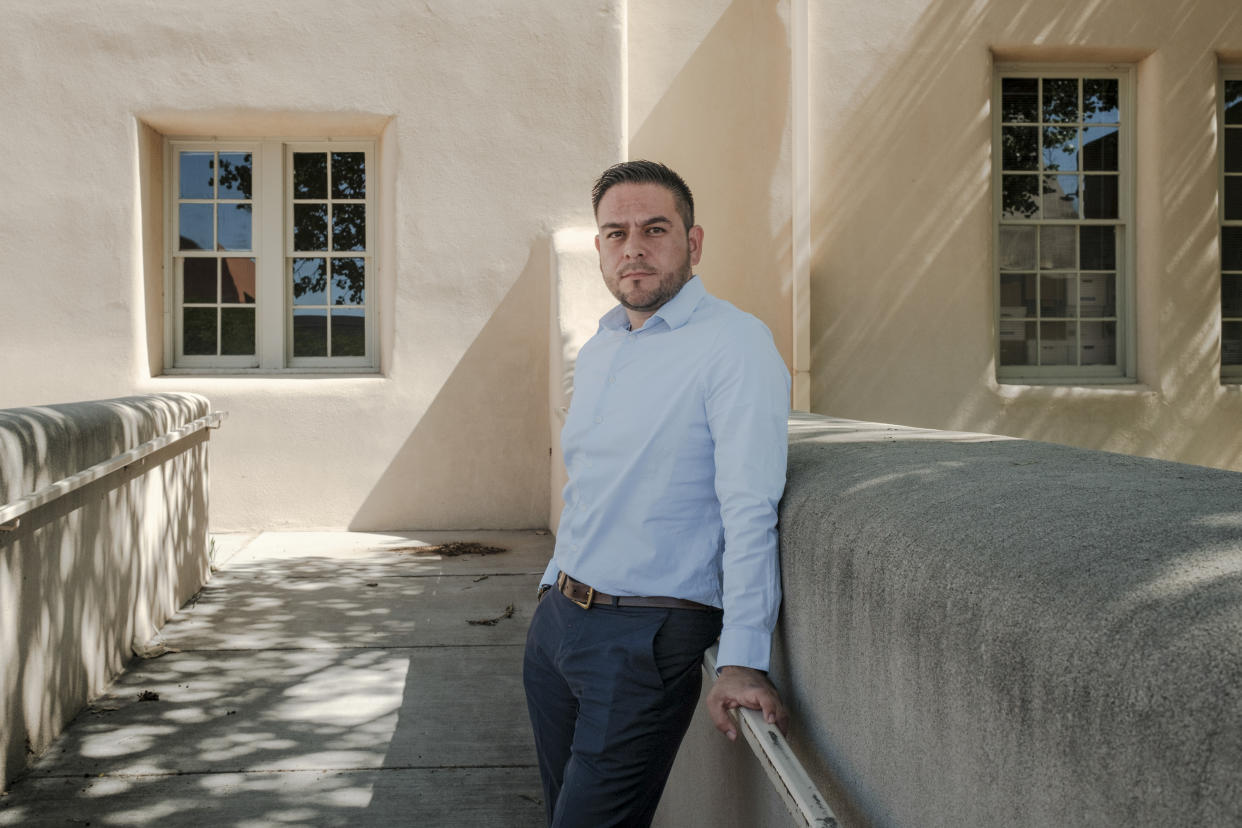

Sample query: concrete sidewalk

[0,530,551,827]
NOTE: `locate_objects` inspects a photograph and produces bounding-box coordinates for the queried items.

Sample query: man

[523,160,790,827]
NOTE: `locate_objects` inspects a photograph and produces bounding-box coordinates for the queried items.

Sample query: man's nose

[624,238,645,258]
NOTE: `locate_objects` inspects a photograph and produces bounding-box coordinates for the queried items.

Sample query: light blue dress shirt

[542,275,790,671]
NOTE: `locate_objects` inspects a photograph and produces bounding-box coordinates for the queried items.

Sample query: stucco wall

[627,0,795,371]
[807,0,1242,472]
[0,394,212,790]
[0,1,624,530]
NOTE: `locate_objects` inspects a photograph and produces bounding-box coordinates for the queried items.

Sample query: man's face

[595,182,703,319]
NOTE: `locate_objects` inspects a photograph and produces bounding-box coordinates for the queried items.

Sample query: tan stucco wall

[627,0,795,371]
[0,1,624,529]
[808,0,1242,471]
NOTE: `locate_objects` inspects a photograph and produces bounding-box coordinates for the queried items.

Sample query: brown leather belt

[557,572,715,612]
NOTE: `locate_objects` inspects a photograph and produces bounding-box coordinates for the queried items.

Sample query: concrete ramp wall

[0,394,215,790]
[658,412,1242,827]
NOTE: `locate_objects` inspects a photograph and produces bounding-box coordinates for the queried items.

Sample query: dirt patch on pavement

[391,541,508,557]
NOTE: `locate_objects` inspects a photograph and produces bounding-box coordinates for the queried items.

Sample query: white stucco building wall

[6,1,1242,532]
[805,0,1242,471]
[0,1,624,530]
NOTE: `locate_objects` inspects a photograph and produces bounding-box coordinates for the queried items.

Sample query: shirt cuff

[539,560,561,589]
[715,625,772,672]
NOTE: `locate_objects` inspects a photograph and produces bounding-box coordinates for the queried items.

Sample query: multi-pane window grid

[175,150,257,359]
[998,75,1122,371]
[289,151,367,359]
[1222,76,1242,374]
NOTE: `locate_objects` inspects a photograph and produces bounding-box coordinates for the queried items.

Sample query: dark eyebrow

[599,215,675,232]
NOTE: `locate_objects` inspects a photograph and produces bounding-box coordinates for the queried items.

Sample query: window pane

[220,308,255,355]
[1223,226,1242,272]
[1222,275,1242,318]
[1043,126,1079,171]
[294,204,328,251]
[1040,274,1076,317]
[1080,225,1116,270]
[1079,273,1116,316]
[1225,129,1242,174]
[332,204,366,251]
[1042,175,1079,219]
[1040,225,1076,269]
[1043,78,1078,123]
[332,257,366,305]
[217,152,252,199]
[332,309,365,356]
[183,307,216,355]
[999,226,1036,270]
[1083,175,1119,219]
[221,257,256,303]
[999,320,1037,366]
[1080,321,1116,365]
[292,258,327,305]
[1039,320,1074,365]
[1002,77,1038,123]
[1000,272,1036,317]
[179,152,214,199]
[1225,80,1242,126]
[1225,177,1242,221]
[332,152,366,198]
[293,153,328,199]
[217,204,252,250]
[1002,175,1039,219]
[183,258,216,303]
[1225,321,1242,365]
[1002,126,1038,170]
[293,310,328,357]
[179,203,213,250]
[1083,79,1119,123]
[1082,127,1118,171]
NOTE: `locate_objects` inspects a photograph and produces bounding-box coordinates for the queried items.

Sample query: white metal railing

[0,410,226,531]
[703,644,839,828]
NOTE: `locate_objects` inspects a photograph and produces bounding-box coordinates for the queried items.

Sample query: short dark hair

[591,160,695,231]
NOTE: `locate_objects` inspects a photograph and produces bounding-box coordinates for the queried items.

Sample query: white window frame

[163,138,378,372]
[1221,66,1242,382]
[993,63,1137,384]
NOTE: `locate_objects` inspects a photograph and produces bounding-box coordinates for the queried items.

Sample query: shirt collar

[599,275,706,332]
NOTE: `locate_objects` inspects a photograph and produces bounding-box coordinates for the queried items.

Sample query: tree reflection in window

[997,73,1124,370]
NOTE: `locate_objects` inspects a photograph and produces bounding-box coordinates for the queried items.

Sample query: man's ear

[594,234,601,252]
[688,225,704,267]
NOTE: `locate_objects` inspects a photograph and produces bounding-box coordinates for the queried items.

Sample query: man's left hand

[705,665,789,741]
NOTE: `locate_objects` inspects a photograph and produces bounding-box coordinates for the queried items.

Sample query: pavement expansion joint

[161,642,527,654]
[28,763,541,782]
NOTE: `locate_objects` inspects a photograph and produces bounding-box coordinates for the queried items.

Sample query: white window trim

[993,63,1137,384]
[162,137,378,373]
[1221,65,1242,383]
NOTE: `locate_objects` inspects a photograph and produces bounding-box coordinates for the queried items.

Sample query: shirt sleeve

[704,317,791,671]
[540,559,560,589]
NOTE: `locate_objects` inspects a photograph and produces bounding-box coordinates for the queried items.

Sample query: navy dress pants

[523,587,723,828]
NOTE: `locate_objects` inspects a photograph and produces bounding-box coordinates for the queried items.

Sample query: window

[167,140,375,371]
[994,66,1133,381]
[1222,69,1242,380]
